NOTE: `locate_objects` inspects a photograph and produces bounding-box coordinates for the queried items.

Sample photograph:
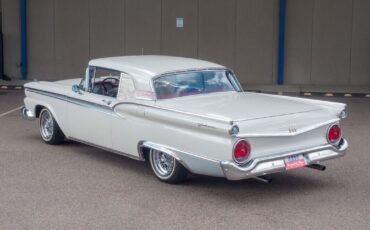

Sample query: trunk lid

[155,92,323,123]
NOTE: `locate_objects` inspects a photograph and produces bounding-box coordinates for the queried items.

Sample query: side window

[78,67,91,92]
[79,78,86,91]
[117,74,136,101]
[89,67,121,98]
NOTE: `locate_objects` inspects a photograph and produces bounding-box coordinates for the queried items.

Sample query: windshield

[154,70,241,100]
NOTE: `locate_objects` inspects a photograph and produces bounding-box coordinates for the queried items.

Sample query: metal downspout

[277,0,286,85]
[20,0,27,80]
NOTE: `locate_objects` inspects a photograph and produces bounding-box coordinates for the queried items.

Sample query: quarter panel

[112,103,234,162]
[24,90,69,136]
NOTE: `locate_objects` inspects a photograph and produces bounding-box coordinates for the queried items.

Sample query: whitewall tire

[39,108,65,145]
[149,149,188,184]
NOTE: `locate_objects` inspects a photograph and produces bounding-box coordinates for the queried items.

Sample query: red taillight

[233,140,251,163]
[327,124,341,144]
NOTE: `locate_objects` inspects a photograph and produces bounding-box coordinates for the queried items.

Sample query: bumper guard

[21,106,35,121]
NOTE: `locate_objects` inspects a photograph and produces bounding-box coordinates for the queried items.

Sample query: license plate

[284,154,307,170]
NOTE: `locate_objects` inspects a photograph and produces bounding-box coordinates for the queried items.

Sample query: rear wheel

[149,149,188,184]
[39,108,65,145]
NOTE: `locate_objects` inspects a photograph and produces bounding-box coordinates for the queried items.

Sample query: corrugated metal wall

[2,0,370,86]
[285,0,370,85]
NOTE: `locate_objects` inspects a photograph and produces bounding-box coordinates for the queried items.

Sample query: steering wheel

[179,87,201,96]
[101,77,119,96]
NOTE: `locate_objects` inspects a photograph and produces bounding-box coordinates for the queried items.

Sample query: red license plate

[284,154,307,170]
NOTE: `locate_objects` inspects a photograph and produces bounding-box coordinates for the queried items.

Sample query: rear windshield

[154,70,240,100]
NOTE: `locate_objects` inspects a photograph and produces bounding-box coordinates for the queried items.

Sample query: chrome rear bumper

[21,106,35,121]
[220,138,348,180]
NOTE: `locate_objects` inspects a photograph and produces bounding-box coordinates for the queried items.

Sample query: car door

[111,75,138,155]
[67,67,120,149]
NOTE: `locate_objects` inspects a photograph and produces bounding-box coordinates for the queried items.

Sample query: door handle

[102,99,112,105]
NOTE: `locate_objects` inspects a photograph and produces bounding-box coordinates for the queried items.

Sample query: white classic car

[21,55,348,183]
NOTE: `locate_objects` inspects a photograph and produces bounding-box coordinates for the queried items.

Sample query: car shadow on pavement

[179,172,341,203]
[27,138,341,204]
[63,140,153,174]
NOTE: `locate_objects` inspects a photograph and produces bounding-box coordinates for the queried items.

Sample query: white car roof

[88,55,225,79]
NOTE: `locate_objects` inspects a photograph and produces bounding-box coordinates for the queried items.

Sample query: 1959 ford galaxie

[21,55,348,183]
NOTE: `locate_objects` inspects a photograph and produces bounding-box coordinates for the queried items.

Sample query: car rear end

[220,110,348,180]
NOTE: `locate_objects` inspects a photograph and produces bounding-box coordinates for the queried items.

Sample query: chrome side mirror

[72,84,80,93]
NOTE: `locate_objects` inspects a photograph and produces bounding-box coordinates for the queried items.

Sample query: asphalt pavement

[0,90,369,229]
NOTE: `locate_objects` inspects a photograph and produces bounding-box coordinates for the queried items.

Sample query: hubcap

[151,150,175,178]
[40,110,54,141]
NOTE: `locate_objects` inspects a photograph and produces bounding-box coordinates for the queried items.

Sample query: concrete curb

[0,85,24,90]
[245,90,370,98]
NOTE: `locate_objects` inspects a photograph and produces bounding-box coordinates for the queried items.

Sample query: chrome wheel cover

[40,110,54,141]
[150,149,175,178]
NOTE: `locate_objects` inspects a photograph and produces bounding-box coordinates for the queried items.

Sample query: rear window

[154,70,240,100]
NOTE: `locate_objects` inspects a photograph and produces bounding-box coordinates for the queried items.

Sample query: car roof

[88,55,225,79]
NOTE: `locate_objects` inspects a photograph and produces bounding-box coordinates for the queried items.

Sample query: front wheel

[39,108,65,145]
[149,149,188,184]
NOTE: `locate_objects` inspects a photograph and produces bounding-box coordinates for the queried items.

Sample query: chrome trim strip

[139,141,219,161]
[220,138,348,180]
[236,119,340,138]
[151,67,230,80]
[68,136,145,161]
[233,109,322,123]
[26,87,68,101]
[138,141,182,162]
[26,87,113,114]
[138,141,221,175]
[114,101,233,124]
[197,123,217,129]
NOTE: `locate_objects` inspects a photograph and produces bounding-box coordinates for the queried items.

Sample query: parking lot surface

[1,90,369,229]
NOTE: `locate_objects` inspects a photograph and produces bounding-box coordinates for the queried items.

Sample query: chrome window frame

[151,68,243,100]
[87,66,131,99]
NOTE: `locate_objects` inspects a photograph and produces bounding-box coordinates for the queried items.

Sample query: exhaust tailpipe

[306,164,326,171]
[254,176,272,183]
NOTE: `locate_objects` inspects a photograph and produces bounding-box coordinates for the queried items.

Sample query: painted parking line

[0,106,22,118]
